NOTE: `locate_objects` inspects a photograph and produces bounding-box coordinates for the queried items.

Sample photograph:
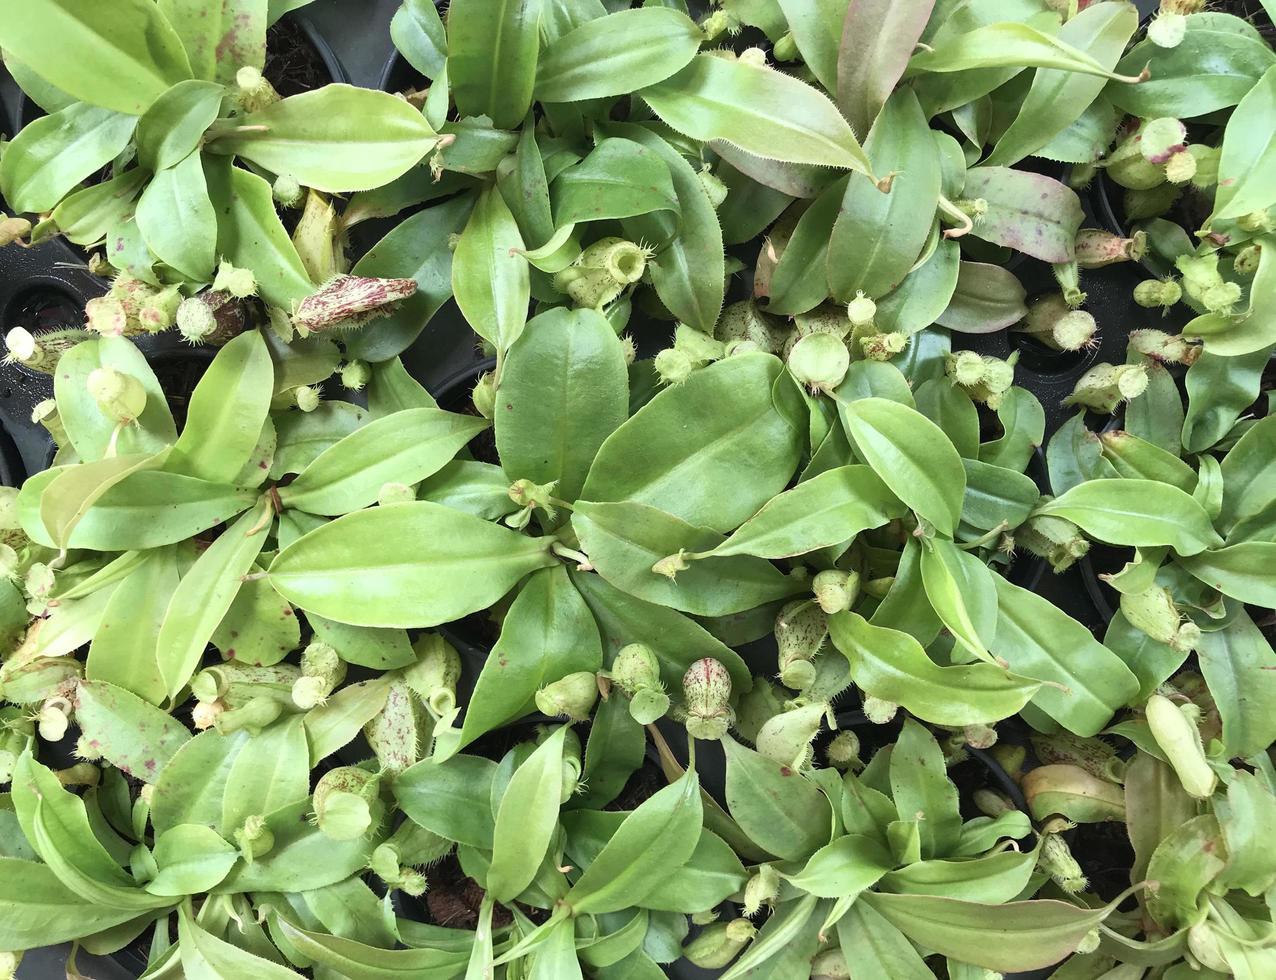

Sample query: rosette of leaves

[1088,5,1276,357]
[0,0,438,304]
[1043,332,1276,758]
[688,718,1133,977]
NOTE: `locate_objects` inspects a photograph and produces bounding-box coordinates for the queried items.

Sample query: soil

[605,758,665,812]
[148,353,212,431]
[423,854,515,930]
[1068,820,1137,904]
[263,19,335,98]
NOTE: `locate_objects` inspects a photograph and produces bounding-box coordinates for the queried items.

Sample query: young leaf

[1194,611,1276,759]
[908,19,1141,81]
[830,612,1040,726]
[552,137,678,226]
[535,7,703,102]
[495,307,629,502]
[277,408,488,516]
[1211,65,1276,221]
[571,570,752,693]
[391,0,447,78]
[155,499,271,700]
[709,465,906,560]
[452,186,530,358]
[204,158,313,309]
[919,538,999,664]
[861,891,1113,973]
[1035,479,1222,556]
[572,500,798,616]
[564,769,703,915]
[147,824,238,896]
[784,833,894,899]
[179,904,304,979]
[268,502,557,628]
[447,0,542,129]
[642,53,873,175]
[457,566,603,753]
[86,546,181,705]
[209,85,439,192]
[841,396,966,535]
[135,150,217,281]
[167,330,274,485]
[395,754,498,849]
[488,725,568,902]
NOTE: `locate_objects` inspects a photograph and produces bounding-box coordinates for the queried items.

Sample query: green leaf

[841,396,966,535]
[278,408,487,516]
[909,18,1139,81]
[984,1,1137,167]
[578,696,646,810]
[551,138,678,226]
[0,0,191,115]
[829,611,1040,726]
[0,857,141,949]
[274,917,469,979]
[167,330,274,484]
[1215,771,1276,895]
[882,851,1037,904]
[1194,611,1276,759]
[536,7,702,102]
[210,85,438,192]
[582,353,802,533]
[37,453,163,552]
[75,680,191,783]
[766,178,845,316]
[1183,347,1270,453]
[268,502,556,628]
[391,0,447,79]
[1108,11,1276,119]
[20,469,253,552]
[147,824,238,896]
[784,833,893,899]
[862,891,1113,973]
[156,500,271,700]
[85,547,180,704]
[135,79,224,171]
[1212,66,1276,221]
[219,715,310,836]
[642,53,873,175]
[835,901,933,980]
[711,465,905,560]
[211,574,300,667]
[157,0,266,84]
[0,102,138,213]
[47,168,148,246]
[571,569,752,693]
[572,500,798,616]
[960,167,1084,263]
[495,307,629,502]
[876,235,961,336]
[723,735,831,861]
[835,0,934,136]
[891,718,961,858]
[347,195,475,362]
[204,158,313,308]
[991,577,1139,737]
[394,755,498,849]
[919,538,999,664]
[827,88,939,302]
[565,769,703,915]
[1036,479,1222,556]
[488,726,567,902]
[179,904,304,979]
[1220,413,1276,529]
[136,151,217,281]
[447,0,542,129]
[457,566,602,752]
[305,678,392,764]
[452,186,530,358]
[1144,815,1227,929]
